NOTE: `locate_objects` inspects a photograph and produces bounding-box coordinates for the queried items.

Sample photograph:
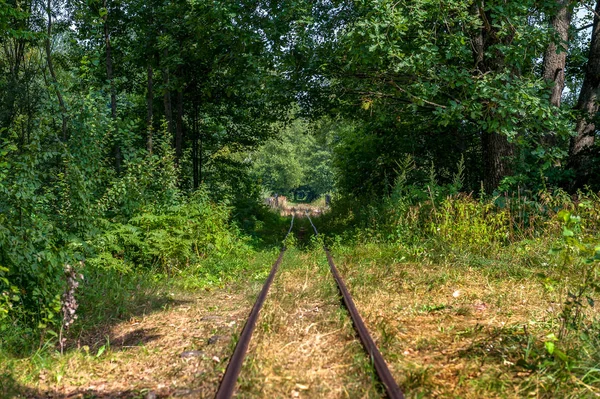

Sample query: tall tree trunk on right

[569,0,600,185]
[542,1,572,108]
[541,1,573,149]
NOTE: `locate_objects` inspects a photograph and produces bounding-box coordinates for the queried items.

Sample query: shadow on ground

[0,294,195,399]
[0,371,203,399]
[66,298,193,353]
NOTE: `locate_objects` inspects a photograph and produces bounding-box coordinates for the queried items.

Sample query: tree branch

[583,3,600,21]
[389,81,447,109]
[577,23,594,32]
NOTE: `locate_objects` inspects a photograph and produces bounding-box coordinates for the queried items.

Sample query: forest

[1,0,600,397]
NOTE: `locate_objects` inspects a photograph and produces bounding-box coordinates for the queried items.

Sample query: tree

[543,1,574,108]
[569,1,600,186]
[287,0,577,194]
[252,117,334,199]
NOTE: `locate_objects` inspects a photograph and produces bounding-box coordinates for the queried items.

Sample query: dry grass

[4,242,600,398]
[332,243,600,398]
[1,283,262,398]
[237,249,380,398]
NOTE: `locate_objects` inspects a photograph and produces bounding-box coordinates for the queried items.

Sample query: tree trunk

[542,1,572,108]
[175,89,184,160]
[481,131,514,193]
[45,0,68,140]
[199,127,203,185]
[104,0,121,172]
[471,3,515,193]
[1,38,26,129]
[192,104,199,189]
[569,0,600,183]
[162,48,174,136]
[147,63,153,153]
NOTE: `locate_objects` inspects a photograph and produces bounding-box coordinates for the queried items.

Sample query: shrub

[88,190,246,274]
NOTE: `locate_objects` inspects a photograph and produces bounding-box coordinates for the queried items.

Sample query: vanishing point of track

[215,214,404,399]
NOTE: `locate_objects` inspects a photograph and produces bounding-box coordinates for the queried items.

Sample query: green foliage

[2,0,600,377]
[252,116,334,200]
[431,197,511,252]
[0,266,19,322]
[289,0,591,194]
[90,190,245,274]
[549,210,600,337]
[321,157,600,258]
[98,123,181,220]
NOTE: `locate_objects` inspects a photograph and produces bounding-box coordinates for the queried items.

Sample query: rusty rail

[215,215,294,399]
[306,212,404,399]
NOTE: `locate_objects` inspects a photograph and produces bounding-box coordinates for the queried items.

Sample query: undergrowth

[0,127,270,357]
[317,160,600,396]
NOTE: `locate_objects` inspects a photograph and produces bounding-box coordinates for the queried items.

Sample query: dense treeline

[0,0,295,346]
[289,0,600,195]
[251,116,335,201]
[1,0,600,355]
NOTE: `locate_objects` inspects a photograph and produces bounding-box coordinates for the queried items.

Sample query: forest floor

[2,225,598,398]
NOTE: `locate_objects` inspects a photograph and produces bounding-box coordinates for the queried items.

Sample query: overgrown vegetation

[2,0,600,397]
[315,159,600,396]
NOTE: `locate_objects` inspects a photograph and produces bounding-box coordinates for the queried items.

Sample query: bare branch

[577,23,594,32]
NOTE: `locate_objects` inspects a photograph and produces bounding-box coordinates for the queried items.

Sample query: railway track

[215,214,403,399]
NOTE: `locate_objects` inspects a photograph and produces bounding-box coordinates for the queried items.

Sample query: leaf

[45,329,58,338]
[562,227,574,237]
[587,297,595,307]
[96,345,106,358]
[545,333,558,342]
[557,210,570,223]
[545,341,555,355]
[554,349,568,362]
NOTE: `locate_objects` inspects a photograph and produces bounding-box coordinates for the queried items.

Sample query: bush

[89,190,246,274]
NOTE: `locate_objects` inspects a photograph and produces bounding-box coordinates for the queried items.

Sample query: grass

[0,249,278,398]
[324,240,600,398]
[2,203,600,398]
[237,247,380,398]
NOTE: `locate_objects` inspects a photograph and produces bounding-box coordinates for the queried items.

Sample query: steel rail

[306,211,405,399]
[215,215,294,399]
